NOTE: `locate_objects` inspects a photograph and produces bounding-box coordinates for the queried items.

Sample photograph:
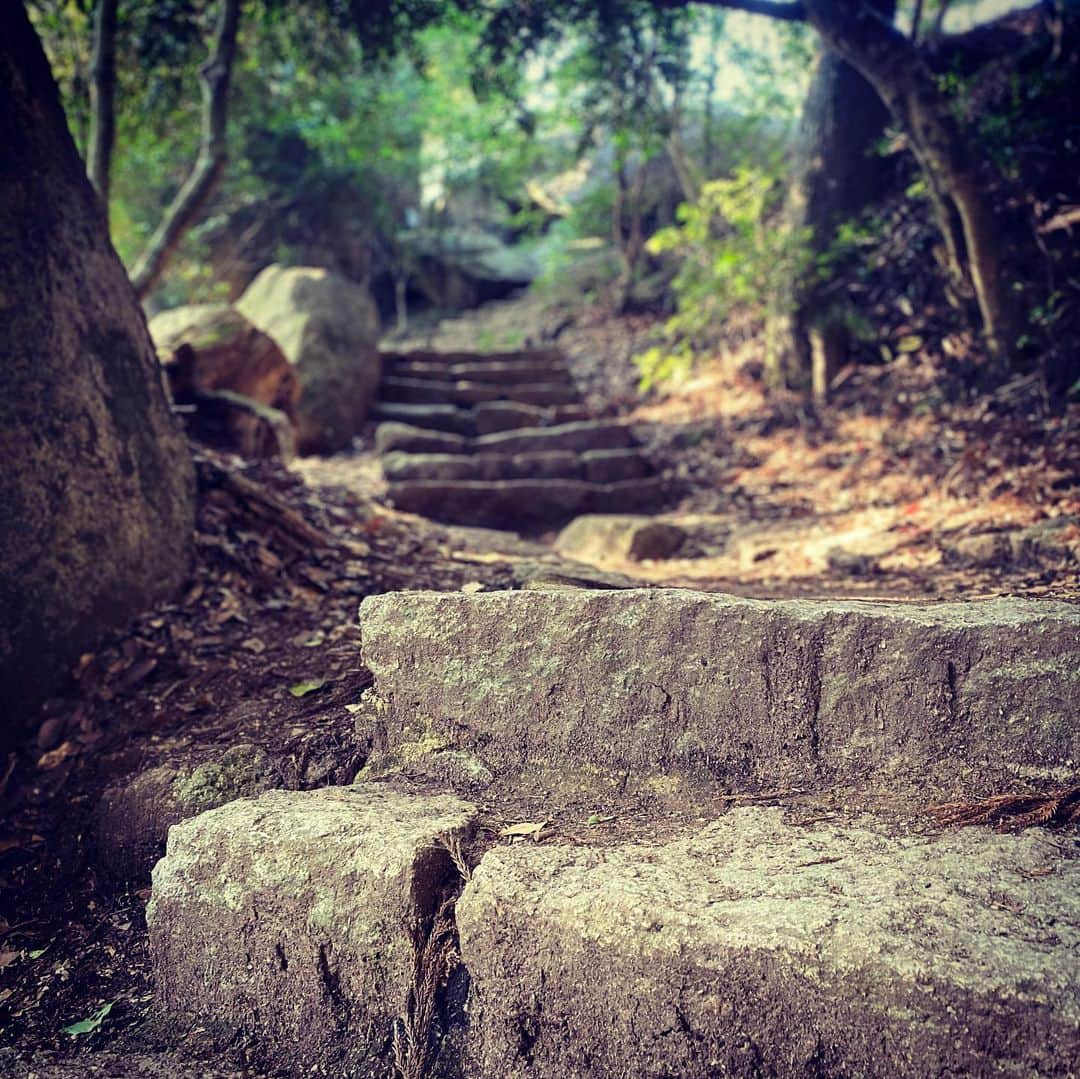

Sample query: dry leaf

[499,821,548,839]
[37,740,79,770]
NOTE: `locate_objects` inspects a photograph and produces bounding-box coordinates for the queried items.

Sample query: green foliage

[636,167,813,390]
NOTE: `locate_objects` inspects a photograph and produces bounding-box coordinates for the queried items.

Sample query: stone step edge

[359,588,1080,800]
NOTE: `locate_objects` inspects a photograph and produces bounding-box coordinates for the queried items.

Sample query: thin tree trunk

[87,0,117,218]
[800,0,1027,367]
[130,0,242,300]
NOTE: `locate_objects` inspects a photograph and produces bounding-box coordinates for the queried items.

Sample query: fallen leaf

[289,679,327,698]
[63,1000,115,1036]
[499,821,548,839]
[586,814,616,826]
[37,740,79,770]
[460,582,485,594]
[0,950,19,969]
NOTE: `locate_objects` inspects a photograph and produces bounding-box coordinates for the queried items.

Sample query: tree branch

[655,0,807,22]
[130,0,242,300]
[87,0,118,218]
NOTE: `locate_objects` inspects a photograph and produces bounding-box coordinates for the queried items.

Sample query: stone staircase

[373,348,664,528]
[146,590,1080,1077]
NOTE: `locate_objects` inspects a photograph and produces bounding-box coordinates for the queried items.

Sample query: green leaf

[28,948,48,959]
[289,679,327,698]
[63,1001,114,1036]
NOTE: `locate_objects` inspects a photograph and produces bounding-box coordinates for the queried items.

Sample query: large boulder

[0,5,194,750]
[149,303,298,419]
[236,266,381,453]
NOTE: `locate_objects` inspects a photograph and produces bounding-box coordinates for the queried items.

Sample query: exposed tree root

[928,784,1080,831]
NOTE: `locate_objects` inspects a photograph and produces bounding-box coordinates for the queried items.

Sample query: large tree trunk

[768,1,895,391]
[86,0,118,217]
[130,0,241,300]
[0,2,195,751]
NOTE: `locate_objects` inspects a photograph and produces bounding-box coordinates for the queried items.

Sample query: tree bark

[0,2,195,750]
[767,0,895,389]
[130,0,242,300]
[87,0,118,217]
[799,0,1026,367]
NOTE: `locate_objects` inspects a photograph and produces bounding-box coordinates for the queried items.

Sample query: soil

[1,295,1077,1076]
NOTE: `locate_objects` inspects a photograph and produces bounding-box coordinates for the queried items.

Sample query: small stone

[36,716,66,752]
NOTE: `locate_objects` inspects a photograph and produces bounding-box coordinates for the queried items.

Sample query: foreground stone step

[372,401,474,435]
[473,419,637,455]
[387,477,665,527]
[387,358,574,386]
[383,448,652,485]
[457,808,1080,1078]
[382,376,580,408]
[359,589,1080,799]
[148,787,476,1076]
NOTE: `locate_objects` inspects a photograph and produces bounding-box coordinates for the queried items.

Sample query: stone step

[148,787,1080,1077]
[371,401,474,436]
[148,787,478,1077]
[381,347,565,367]
[359,589,1080,799]
[382,448,652,485]
[374,421,468,456]
[387,358,574,386]
[381,376,580,408]
[473,401,589,434]
[386,476,665,527]
[473,419,637,455]
[458,808,1080,1077]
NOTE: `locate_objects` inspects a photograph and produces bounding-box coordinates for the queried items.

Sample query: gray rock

[237,265,381,453]
[457,808,1080,1078]
[95,743,285,882]
[359,589,1080,798]
[474,420,635,456]
[148,786,477,1076]
[371,401,474,435]
[556,514,686,562]
[374,422,469,455]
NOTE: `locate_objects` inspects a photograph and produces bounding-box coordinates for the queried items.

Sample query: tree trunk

[767,0,895,390]
[801,0,1030,369]
[0,2,195,751]
[130,0,242,300]
[86,0,118,217]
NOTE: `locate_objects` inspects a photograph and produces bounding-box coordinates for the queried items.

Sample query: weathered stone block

[457,809,1080,1077]
[148,786,476,1075]
[360,589,1080,797]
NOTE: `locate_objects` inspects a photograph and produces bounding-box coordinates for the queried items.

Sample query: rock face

[0,5,194,751]
[457,808,1080,1078]
[360,589,1080,798]
[147,787,476,1076]
[237,266,381,453]
[95,744,286,882]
